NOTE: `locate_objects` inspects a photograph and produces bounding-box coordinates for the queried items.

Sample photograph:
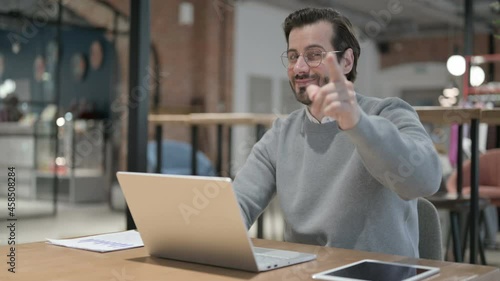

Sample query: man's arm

[233,120,280,229]
[344,98,442,200]
[307,53,441,199]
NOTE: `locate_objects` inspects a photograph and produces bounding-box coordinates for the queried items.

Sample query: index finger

[325,52,344,83]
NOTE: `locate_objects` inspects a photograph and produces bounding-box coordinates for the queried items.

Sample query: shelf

[470,54,500,64]
[28,119,108,203]
[36,168,103,178]
[467,86,500,95]
[0,123,33,135]
[464,54,500,100]
[35,174,107,203]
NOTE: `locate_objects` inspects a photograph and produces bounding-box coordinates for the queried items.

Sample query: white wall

[232,2,292,175]
[354,39,381,97]
[233,2,291,114]
[377,62,449,99]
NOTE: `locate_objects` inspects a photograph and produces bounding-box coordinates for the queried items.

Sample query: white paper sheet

[47,230,144,252]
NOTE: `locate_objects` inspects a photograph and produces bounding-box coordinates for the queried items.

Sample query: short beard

[295,86,312,105]
[290,75,329,106]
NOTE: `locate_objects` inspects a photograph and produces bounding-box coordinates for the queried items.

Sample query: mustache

[294,73,320,80]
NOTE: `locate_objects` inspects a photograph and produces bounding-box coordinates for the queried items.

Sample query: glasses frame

[281,50,343,69]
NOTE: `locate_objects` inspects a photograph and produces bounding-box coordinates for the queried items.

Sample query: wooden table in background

[148,113,282,176]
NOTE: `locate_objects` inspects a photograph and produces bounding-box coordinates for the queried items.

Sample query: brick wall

[380,34,500,82]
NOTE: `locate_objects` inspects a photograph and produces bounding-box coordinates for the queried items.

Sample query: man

[233,7,442,258]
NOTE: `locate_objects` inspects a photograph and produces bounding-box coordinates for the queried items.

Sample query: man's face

[287,21,335,105]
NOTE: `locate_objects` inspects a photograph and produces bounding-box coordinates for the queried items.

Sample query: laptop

[116,171,317,272]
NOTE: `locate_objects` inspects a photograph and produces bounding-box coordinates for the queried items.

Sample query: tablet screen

[313,260,440,281]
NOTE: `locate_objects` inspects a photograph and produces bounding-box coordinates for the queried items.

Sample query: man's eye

[288,54,299,61]
[306,52,323,61]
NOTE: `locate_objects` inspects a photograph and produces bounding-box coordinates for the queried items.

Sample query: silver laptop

[117,171,317,272]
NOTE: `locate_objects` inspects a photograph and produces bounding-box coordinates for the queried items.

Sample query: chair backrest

[446,149,500,205]
[417,198,443,260]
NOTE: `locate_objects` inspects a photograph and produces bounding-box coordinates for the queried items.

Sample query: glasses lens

[304,50,323,68]
[281,52,290,68]
[282,51,298,68]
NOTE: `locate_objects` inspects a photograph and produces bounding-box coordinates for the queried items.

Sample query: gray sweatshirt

[233,94,442,257]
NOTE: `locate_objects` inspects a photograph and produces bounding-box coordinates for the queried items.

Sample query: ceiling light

[470,66,485,87]
[446,55,466,76]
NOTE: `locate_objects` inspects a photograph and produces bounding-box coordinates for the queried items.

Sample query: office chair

[446,149,500,206]
[418,198,443,260]
[446,148,500,251]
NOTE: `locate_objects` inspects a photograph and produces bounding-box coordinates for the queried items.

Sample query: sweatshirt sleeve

[233,119,280,229]
[344,98,442,200]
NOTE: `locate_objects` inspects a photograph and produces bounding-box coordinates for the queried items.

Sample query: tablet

[312,259,440,281]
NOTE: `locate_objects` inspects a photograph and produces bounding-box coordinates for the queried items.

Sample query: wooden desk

[2,239,499,281]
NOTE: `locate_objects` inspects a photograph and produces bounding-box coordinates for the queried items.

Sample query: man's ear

[341,48,354,76]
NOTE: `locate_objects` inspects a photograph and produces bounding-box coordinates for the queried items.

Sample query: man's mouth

[295,77,317,88]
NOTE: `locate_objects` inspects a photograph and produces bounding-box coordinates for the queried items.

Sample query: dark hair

[283,8,361,82]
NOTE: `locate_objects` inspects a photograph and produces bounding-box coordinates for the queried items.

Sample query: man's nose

[293,55,309,74]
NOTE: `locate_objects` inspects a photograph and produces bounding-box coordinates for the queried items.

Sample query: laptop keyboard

[255,253,287,264]
[254,247,302,268]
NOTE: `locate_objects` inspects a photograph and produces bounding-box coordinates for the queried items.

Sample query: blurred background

[0,0,498,264]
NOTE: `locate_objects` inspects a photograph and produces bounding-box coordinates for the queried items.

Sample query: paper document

[47,230,144,252]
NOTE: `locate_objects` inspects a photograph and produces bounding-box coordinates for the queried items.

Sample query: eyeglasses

[280,49,342,69]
